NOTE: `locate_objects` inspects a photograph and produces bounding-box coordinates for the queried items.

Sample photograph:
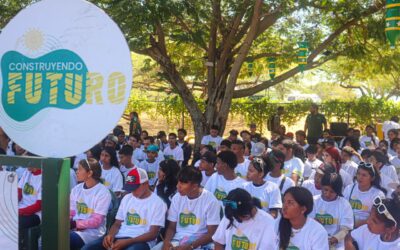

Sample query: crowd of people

[1,106,400,249]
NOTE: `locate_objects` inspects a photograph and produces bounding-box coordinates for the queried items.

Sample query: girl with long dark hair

[99,147,123,195]
[345,193,400,249]
[310,173,353,249]
[278,187,328,249]
[154,159,180,208]
[212,188,277,249]
[343,162,386,228]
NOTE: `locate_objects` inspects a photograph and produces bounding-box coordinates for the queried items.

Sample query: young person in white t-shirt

[345,194,400,250]
[100,147,123,195]
[360,125,379,150]
[370,150,399,186]
[231,140,250,178]
[277,186,329,250]
[310,172,354,250]
[139,145,160,188]
[264,150,295,195]
[277,139,304,185]
[119,145,136,179]
[83,168,167,250]
[163,133,184,166]
[295,130,309,151]
[18,154,42,247]
[200,125,222,151]
[303,145,323,180]
[213,188,278,250]
[344,162,386,228]
[198,151,216,187]
[70,159,112,249]
[390,138,400,172]
[340,146,359,180]
[204,150,246,206]
[302,164,336,196]
[153,167,220,250]
[242,157,282,218]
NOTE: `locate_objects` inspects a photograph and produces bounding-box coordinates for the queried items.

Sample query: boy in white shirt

[231,140,250,178]
[201,125,223,151]
[198,151,217,187]
[83,168,167,250]
[341,146,359,179]
[295,130,309,151]
[139,145,160,187]
[303,145,323,180]
[204,150,246,206]
[163,133,184,166]
[153,167,220,250]
[277,139,304,185]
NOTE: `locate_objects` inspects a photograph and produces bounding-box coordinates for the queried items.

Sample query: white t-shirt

[201,135,222,150]
[283,157,304,178]
[276,217,329,250]
[139,160,160,186]
[310,195,354,249]
[301,179,321,196]
[133,148,146,166]
[213,209,278,250]
[380,164,399,185]
[18,170,42,217]
[382,120,400,141]
[168,189,220,245]
[204,173,246,206]
[115,192,166,247]
[242,181,282,212]
[120,165,136,179]
[264,173,295,195]
[70,183,111,243]
[390,156,400,174]
[303,158,323,178]
[341,160,358,179]
[360,135,379,149]
[235,158,250,179]
[101,166,123,192]
[163,145,184,162]
[351,224,400,250]
[201,171,213,187]
[343,183,385,222]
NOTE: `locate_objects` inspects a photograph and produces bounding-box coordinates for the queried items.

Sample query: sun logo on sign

[23,28,44,52]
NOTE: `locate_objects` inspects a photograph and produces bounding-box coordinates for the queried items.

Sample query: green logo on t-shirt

[126,210,146,225]
[315,213,336,225]
[286,246,300,250]
[23,183,35,195]
[77,201,91,214]
[147,171,156,180]
[232,233,255,250]
[214,188,227,201]
[349,198,363,210]
[164,155,174,160]
[179,210,199,227]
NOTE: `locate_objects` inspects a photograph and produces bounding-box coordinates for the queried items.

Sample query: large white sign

[0,0,133,157]
[0,172,18,250]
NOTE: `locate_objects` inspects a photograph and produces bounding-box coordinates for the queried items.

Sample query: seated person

[70,159,112,249]
[345,194,400,249]
[83,168,167,250]
[18,154,42,247]
[153,167,220,250]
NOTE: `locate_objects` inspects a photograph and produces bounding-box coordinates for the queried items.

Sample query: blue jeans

[82,236,150,250]
[70,231,85,250]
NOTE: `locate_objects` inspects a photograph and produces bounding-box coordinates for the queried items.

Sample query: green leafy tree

[1,0,388,149]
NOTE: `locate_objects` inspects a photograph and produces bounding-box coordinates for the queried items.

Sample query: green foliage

[127,95,400,130]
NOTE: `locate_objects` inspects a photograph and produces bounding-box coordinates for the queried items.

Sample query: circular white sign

[0,0,133,157]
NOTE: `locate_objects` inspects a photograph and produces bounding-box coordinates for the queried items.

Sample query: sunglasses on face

[373,196,397,228]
